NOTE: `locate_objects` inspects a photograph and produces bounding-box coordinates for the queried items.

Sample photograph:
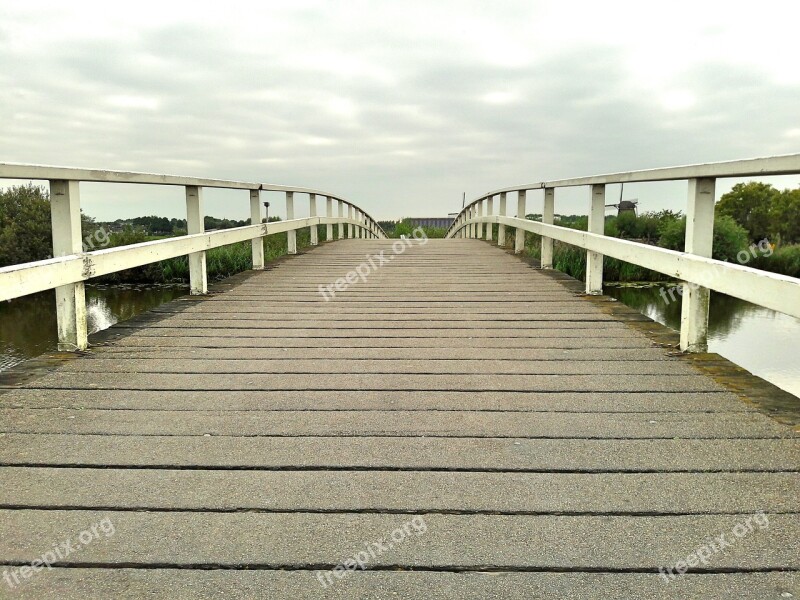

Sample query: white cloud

[660,90,696,112]
[106,95,159,110]
[0,0,798,220]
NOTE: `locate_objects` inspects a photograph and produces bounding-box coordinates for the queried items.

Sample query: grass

[489,226,664,283]
[748,244,800,278]
[97,225,329,284]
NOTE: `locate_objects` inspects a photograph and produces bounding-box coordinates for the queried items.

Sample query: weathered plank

[0,238,796,599]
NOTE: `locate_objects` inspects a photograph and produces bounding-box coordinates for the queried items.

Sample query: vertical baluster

[498,192,507,246]
[250,189,264,269]
[50,179,88,350]
[186,185,208,292]
[514,190,527,253]
[486,196,494,242]
[309,193,318,245]
[585,184,605,294]
[541,187,555,268]
[326,197,333,241]
[680,177,716,352]
[286,191,296,254]
[348,204,354,238]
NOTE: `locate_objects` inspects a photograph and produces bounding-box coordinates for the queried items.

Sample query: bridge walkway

[0,239,797,598]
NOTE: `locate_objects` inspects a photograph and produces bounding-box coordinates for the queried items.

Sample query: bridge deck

[0,239,797,598]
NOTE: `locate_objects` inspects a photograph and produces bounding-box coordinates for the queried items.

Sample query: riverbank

[0,283,188,371]
[605,283,800,399]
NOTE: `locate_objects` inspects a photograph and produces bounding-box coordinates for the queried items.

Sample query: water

[605,283,800,399]
[0,284,188,371]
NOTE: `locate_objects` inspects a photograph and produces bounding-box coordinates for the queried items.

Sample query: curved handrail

[0,163,387,350]
[444,153,800,353]
[446,153,800,237]
[0,162,387,239]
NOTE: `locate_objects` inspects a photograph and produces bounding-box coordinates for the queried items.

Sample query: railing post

[309,193,318,245]
[485,195,493,241]
[680,177,716,352]
[186,185,208,294]
[49,180,88,351]
[585,184,605,294]
[326,197,333,241]
[476,199,484,239]
[541,187,555,268]
[286,191,296,254]
[469,205,475,238]
[250,189,264,269]
[498,192,507,246]
[348,205,354,238]
[514,190,527,253]
[338,200,344,239]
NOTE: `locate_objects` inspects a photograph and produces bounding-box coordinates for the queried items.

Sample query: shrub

[749,244,800,278]
[658,215,749,261]
[0,184,53,267]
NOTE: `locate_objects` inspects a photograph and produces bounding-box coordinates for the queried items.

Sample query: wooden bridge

[0,159,798,598]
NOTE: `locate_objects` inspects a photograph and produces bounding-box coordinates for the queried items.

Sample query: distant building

[405,217,453,228]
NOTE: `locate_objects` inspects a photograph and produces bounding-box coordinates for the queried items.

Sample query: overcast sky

[1,0,798,221]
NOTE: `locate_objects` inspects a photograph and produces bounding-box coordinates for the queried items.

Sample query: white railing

[446,154,800,352]
[0,163,386,351]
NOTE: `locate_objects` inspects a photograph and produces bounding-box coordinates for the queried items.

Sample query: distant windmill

[605,183,638,216]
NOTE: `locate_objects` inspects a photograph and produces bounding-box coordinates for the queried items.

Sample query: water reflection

[0,285,188,371]
[606,284,800,399]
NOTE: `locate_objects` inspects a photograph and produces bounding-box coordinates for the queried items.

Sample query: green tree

[771,188,800,244]
[658,214,749,261]
[716,182,779,242]
[0,184,53,267]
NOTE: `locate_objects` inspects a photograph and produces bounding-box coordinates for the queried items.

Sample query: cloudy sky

[1,0,798,221]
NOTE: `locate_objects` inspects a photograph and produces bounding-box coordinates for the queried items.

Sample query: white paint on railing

[286,191,296,255]
[50,180,87,351]
[586,184,605,295]
[458,214,800,322]
[348,204,354,239]
[0,164,385,351]
[497,192,506,246]
[485,195,493,241]
[249,190,264,269]
[0,216,368,304]
[446,153,800,353]
[326,197,333,241]
[309,193,318,246]
[679,178,716,352]
[185,185,207,295]
[541,187,554,269]
[514,190,526,254]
